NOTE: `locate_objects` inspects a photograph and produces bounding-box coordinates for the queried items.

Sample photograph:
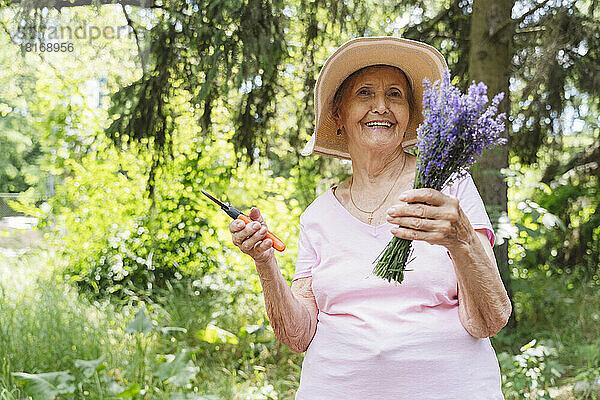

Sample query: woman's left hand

[386,188,474,252]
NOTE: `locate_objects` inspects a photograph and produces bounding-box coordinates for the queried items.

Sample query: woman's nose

[371,93,389,112]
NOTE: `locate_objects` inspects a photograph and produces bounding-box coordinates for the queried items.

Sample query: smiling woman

[228,36,510,400]
[331,65,414,166]
[331,64,417,132]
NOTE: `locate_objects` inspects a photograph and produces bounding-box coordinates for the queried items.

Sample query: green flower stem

[372,236,416,284]
[371,175,426,284]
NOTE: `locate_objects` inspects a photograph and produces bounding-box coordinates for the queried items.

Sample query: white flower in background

[110,255,126,281]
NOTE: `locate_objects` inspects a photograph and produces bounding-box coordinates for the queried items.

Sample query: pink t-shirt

[292,172,504,399]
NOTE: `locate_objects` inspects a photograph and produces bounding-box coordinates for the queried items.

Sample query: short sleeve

[292,218,319,281]
[452,173,496,247]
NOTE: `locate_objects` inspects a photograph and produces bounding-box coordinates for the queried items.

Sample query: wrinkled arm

[448,228,512,338]
[290,276,319,350]
[255,256,318,353]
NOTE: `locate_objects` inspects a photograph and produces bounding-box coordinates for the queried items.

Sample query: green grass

[0,246,302,399]
[0,387,20,400]
[0,247,129,397]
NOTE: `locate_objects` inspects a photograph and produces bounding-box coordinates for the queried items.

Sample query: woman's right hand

[229,206,275,265]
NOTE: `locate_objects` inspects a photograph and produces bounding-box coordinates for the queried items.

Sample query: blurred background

[0,0,598,398]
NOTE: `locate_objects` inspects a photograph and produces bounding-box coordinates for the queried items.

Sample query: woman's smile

[363,120,396,132]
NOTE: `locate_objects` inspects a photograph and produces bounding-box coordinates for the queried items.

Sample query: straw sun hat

[301,36,448,161]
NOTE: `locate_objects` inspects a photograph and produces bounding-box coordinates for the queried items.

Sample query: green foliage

[197,324,239,345]
[491,268,600,399]
[573,367,600,399]
[102,0,292,198]
[511,2,600,165]
[126,308,154,334]
[15,148,165,299]
[153,349,197,387]
[11,371,76,400]
[11,107,306,300]
[0,268,107,375]
[498,339,565,400]
[0,36,44,193]
[74,356,106,379]
[116,383,140,398]
[11,345,200,399]
[0,248,305,399]
[506,134,599,287]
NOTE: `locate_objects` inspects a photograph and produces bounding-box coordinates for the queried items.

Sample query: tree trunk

[468,0,517,331]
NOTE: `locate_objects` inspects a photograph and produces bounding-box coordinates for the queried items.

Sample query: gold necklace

[350,153,407,225]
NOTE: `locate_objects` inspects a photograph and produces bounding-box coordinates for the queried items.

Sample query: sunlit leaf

[106,381,125,395]
[244,324,261,334]
[520,339,537,352]
[126,308,153,334]
[117,383,141,397]
[74,355,106,378]
[153,349,197,387]
[12,371,76,400]
[197,323,239,344]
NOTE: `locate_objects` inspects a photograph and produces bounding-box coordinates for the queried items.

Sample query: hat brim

[302,36,448,160]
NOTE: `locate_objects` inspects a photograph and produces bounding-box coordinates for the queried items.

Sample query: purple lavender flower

[372,69,507,284]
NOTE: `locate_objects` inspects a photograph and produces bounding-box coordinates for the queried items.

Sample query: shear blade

[201,189,228,209]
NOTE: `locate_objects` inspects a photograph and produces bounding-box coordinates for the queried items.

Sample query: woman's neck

[350,150,408,190]
[333,151,414,226]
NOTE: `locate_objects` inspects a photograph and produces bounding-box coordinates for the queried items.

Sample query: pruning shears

[201,189,286,252]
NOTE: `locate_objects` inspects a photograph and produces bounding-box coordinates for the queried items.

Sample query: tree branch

[514,25,547,34]
[542,140,600,184]
[121,3,146,74]
[8,0,154,9]
[402,0,462,38]
[490,0,552,39]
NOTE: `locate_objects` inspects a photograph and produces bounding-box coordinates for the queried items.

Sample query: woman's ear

[331,107,342,127]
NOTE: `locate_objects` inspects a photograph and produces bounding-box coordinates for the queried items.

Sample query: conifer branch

[490,0,552,39]
[121,3,146,74]
[402,0,462,38]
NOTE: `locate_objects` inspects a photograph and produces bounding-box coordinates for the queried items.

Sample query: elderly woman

[229,36,512,399]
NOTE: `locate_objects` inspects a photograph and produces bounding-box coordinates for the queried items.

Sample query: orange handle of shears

[237,215,286,252]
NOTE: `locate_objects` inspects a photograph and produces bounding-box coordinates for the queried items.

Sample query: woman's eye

[389,90,402,97]
[358,89,370,95]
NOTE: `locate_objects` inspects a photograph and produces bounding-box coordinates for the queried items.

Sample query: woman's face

[333,65,411,155]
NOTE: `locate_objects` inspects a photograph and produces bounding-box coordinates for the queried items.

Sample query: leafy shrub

[14,133,302,302]
[498,339,565,400]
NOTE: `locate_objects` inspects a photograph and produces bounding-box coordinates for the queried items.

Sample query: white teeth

[365,122,392,128]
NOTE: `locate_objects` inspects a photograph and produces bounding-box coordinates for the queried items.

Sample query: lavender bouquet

[372,69,507,284]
